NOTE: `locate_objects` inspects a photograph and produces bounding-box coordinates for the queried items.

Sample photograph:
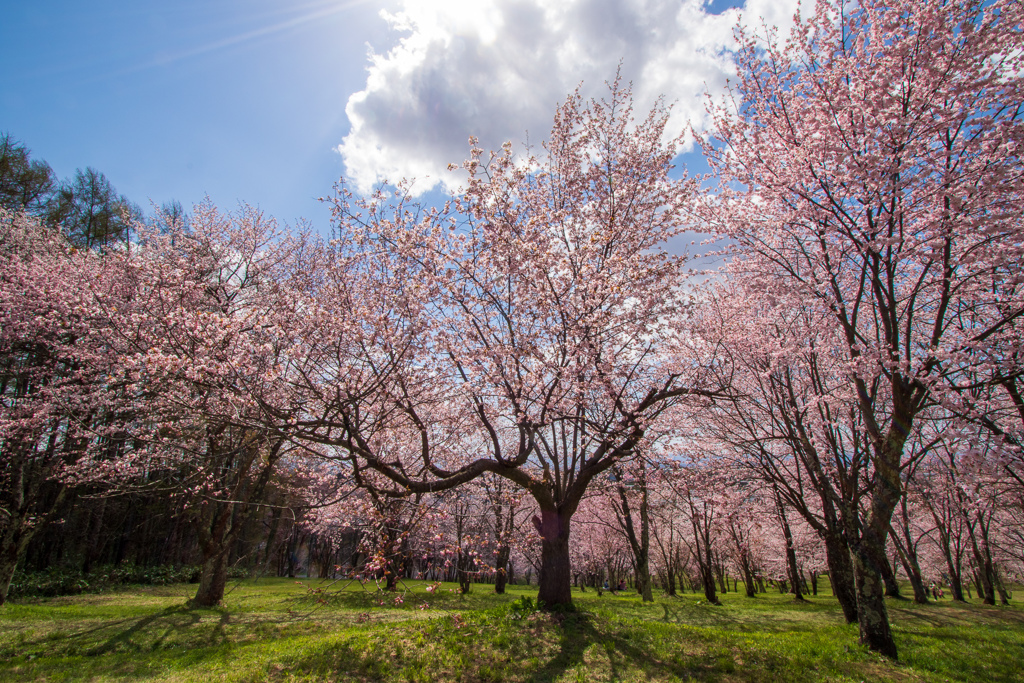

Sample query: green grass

[1,578,1021,682]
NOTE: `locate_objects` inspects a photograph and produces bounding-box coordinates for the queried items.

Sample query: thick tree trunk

[880,555,902,599]
[851,543,897,659]
[699,539,719,605]
[845,426,905,659]
[823,532,856,618]
[494,545,511,594]
[457,549,472,594]
[701,565,718,604]
[635,554,654,602]
[783,536,804,601]
[848,490,901,659]
[533,511,572,608]
[192,550,229,608]
[0,482,68,606]
[741,558,756,598]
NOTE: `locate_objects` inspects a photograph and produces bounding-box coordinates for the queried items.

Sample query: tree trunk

[844,428,904,660]
[0,482,68,606]
[614,467,653,602]
[823,533,858,621]
[741,557,756,598]
[700,541,719,605]
[993,566,1010,605]
[892,496,929,604]
[893,541,929,604]
[0,543,20,606]
[968,533,996,605]
[533,511,572,608]
[775,491,805,602]
[635,555,653,601]
[457,549,472,594]
[851,543,897,659]
[494,545,511,594]
[880,554,902,599]
[636,492,653,602]
[192,549,229,608]
[937,537,965,602]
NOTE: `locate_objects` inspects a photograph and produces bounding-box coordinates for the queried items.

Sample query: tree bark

[740,557,756,598]
[665,565,677,596]
[849,489,901,659]
[993,566,1011,606]
[851,544,896,658]
[533,510,572,608]
[192,549,229,608]
[494,545,511,594]
[819,534,856,620]
[697,533,719,605]
[775,492,805,602]
[967,527,996,605]
[880,554,902,599]
[891,526,929,604]
[944,551,966,602]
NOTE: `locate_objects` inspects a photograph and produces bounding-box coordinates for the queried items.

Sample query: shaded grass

[1,578,1022,682]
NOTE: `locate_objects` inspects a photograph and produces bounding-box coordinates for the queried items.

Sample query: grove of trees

[1,0,1021,663]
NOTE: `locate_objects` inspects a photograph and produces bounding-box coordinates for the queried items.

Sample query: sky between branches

[0,0,798,232]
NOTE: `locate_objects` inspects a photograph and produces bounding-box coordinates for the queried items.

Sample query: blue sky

[1,0,787,233]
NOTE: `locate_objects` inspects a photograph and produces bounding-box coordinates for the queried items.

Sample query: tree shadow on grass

[521,609,817,683]
[13,603,295,661]
[6,605,199,657]
[653,599,833,635]
[85,605,204,655]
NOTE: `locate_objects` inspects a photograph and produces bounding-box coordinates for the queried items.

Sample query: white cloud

[338,0,800,195]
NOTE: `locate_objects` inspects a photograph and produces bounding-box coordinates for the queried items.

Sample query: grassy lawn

[1,578,1021,682]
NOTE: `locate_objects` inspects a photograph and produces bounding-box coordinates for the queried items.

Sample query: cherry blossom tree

[691,274,867,620]
[0,210,123,604]
[698,0,1024,658]
[605,458,654,601]
[568,495,633,593]
[649,485,694,596]
[280,80,726,608]
[656,457,732,605]
[93,202,311,606]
